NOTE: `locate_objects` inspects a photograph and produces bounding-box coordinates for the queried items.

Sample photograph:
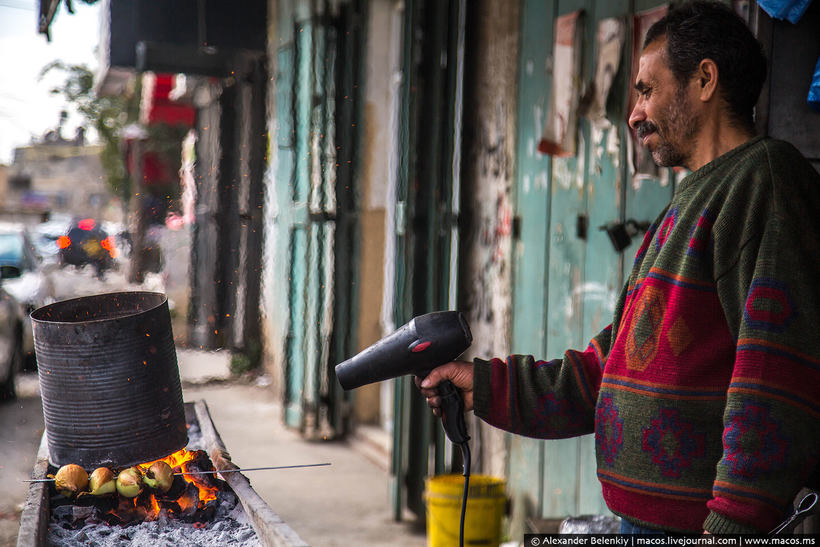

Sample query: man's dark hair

[644,1,767,129]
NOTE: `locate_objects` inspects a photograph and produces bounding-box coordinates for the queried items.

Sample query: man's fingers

[425,395,442,417]
[416,361,474,414]
[419,386,439,398]
[419,367,445,389]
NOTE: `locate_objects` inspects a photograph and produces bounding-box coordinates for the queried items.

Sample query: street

[0,376,42,547]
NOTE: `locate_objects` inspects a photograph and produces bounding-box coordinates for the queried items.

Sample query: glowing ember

[150,493,161,516]
[140,448,220,505]
[176,486,199,513]
[100,448,224,522]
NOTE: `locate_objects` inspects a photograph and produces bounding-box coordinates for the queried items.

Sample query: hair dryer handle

[437,380,470,444]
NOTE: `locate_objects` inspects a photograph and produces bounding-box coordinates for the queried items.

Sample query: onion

[51,464,89,498]
[143,461,174,493]
[116,467,144,498]
[87,467,116,496]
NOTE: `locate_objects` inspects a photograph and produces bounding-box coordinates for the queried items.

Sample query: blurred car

[0,283,23,400]
[101,221,132,260]
[0,222,56,368]
[57,218,117,275]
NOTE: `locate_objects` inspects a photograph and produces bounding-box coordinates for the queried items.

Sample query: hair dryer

[335,311,472,444]
[336,311,474,547]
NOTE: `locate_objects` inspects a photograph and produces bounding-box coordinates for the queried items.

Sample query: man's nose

[628,103,645,130]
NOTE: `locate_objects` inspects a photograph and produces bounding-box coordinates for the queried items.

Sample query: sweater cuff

[472,357,493,422]
[702,511,761,535]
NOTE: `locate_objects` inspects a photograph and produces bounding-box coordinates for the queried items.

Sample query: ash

[47,494,261,547]
[46,424,261,546]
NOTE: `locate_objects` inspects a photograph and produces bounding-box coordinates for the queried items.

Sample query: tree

[39,61,140,202]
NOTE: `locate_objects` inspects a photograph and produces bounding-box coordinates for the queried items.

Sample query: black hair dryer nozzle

[335,311,472,444]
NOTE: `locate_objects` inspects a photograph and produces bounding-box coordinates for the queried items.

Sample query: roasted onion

[116,466,144,498]
[143,461,174,493]
[87,467,117,496]
[50,464,89,498]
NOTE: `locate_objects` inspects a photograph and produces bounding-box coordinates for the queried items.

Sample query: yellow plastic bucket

[425,474,506,547]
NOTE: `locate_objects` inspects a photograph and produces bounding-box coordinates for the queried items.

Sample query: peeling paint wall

[460,0,521,478]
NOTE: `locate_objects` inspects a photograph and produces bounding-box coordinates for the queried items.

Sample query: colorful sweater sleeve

[704,143,820,534]
[472,325,612,439]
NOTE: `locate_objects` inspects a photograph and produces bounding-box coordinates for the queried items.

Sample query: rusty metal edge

[193,399,310,547]
[17,430,50,547]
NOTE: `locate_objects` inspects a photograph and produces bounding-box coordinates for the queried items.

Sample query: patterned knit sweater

[473,136,820,534]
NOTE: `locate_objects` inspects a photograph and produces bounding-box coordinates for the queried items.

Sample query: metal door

[274,0,364,438]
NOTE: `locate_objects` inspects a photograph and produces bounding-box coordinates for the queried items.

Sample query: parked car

[57,218,117,275]
[0,281,24,401]
[0,223,56,369]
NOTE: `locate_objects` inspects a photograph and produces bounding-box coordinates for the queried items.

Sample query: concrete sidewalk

[177,349,428,547]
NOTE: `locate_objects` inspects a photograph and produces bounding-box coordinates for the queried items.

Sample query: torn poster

[628,4,668,180]
[581,17,626,129]
[538,9,585,157]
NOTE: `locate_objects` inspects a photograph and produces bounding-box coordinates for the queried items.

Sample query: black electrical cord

[458,441,471,547]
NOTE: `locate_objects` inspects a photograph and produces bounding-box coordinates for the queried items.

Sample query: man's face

[628,38,699,168]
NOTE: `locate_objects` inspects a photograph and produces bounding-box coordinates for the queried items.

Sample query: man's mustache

[636,121,658,140]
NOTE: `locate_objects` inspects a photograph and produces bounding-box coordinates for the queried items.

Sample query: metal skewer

[176,462,331,476]
[22,462,331,482]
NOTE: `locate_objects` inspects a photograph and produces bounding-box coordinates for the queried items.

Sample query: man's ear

[697,58,719,102]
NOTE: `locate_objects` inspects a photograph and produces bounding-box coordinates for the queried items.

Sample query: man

[419,0,820,535]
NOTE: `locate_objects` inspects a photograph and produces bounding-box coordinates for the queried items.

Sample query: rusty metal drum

[31,292,187,468]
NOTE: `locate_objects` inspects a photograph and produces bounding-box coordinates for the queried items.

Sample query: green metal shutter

[275,0,365,439]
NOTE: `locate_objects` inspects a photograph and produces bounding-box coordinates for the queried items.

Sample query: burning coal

[47,445,260,546]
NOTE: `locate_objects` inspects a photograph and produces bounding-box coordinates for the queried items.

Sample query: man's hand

[415,360,474,417]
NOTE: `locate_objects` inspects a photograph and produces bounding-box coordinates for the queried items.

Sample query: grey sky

[0,0,100,164]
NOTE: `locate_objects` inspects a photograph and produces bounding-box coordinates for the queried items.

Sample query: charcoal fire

[49,449,222,526]
[19,398,303,546]
[46,447,260,546]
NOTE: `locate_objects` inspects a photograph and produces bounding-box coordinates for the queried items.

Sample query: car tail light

[57,235,71,249]
[78,218,96,231]
[101,236,117,258]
